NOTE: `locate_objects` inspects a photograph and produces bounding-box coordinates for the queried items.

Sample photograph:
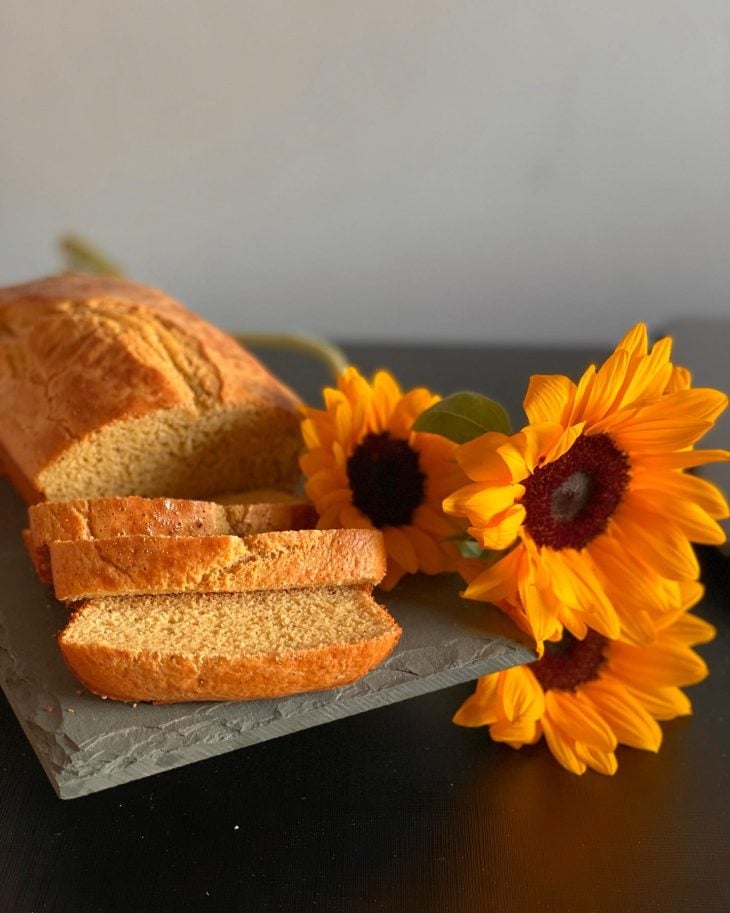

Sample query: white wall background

[1,1,728,343]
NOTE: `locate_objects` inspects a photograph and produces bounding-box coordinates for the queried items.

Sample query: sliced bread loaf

[27,491,317,581]
[59,586,402,702]
[0,273,303,503]
[212,489,318,536]
[49,528,386,600]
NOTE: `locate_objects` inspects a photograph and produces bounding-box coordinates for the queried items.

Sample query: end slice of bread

[59,586,402,702]
[49,528,386,600]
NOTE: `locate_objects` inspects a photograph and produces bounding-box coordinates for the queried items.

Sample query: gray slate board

[0,481,534,799]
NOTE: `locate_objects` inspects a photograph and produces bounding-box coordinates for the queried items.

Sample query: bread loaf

[27,491,317,581]
[59,586,402,702]
[0,273,303,503]
[49,528,387,600]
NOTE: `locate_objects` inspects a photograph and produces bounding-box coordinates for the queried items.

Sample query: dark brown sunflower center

[531,630,608,692]
[346,431,425,528]
[522,433,630,550]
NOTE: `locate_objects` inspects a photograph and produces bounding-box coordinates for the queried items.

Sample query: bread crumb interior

[64,586,392,656]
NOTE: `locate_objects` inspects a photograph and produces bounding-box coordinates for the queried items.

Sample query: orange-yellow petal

[541,714,587,775]
[497,666,545,723]
[382,526,419,575]
[609,639,708,688]
[579,682,662,752]
[573,742,618,776]
[524,374,575,426]
[545,690,617,754]
[455,433,514,483]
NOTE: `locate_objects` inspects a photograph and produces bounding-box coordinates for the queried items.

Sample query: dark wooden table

[1,343,727,913]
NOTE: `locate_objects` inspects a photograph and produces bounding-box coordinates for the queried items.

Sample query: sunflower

[443,324,729,650]
[454,588,715,775]
[300,366,467,589]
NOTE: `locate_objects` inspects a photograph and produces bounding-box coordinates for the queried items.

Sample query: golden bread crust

[27,493,319,582]
[49,528,387,600]
[0,273,302,501]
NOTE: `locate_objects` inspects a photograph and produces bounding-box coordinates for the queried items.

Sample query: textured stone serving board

[0,481,534,799]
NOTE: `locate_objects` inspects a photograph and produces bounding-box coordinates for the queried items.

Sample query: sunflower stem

[234,333,348,382]
[59,234,125,277]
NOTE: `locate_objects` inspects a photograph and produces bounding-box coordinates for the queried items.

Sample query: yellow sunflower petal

[453,675,501,726]
[497,666,545,723]
[300,451,334,478]
[379,559,406,591]
[608,509,699,581]
[568,362,597,420]
[579,682,662,752]
[631,470,729,520]
[573,742,618,776]
[556,549,621,640]
[613,337,673,411]
[496,436,534,481]
[637,448,730,472]
[334,397,355,449]
[524,374,575,426]
[539,548,584,612]
[517,551,561,646]
[489,717,540,746]
[665,364,691,392]
[587,541,670,644]
[370,370,402,428]
[629,490,726,546]
[609,640,708,688]
[600,389,727,450]
[545,690,617,754]
[339,504,374,529]
[471,504,526,550]
[315,487,354,512]
[677,580,705,613]
[300,418,322,450]
[621,683,692,721]
[391,388,438,436]
[463,547,523,604]
[616,323,649,358]
[455,433,515,483]
[303,466,344,499]
[520,423,567,471]
[415,504,458,537]
[541,714,587,775]
[663,612,716,646]
[556,605,589,641]
[579,348,630,423]
[332,440,347,469]
[443,483,523,526]
[382,526,420,575]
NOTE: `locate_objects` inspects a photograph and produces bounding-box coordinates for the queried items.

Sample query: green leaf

[457,538,487,559]
[456,538,507,564]
[413,392,511,443]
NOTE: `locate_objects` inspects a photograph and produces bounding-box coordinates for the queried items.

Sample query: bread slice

[212,489,318,536]
[0,273,303,503]
[49,529,386,600]
[59,586,402,702]
[26,491,317,582]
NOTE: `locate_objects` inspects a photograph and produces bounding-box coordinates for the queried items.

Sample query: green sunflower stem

[59,234,125,277]
[234,333,348,382]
